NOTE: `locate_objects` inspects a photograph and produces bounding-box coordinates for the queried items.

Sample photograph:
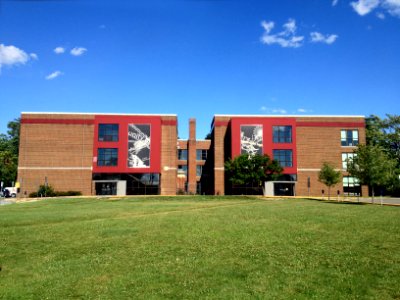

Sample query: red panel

[21,118,94,125]
[93,115,162,173]
[230,117,297,174]
[214,120,230,127]
[161,119,177,126]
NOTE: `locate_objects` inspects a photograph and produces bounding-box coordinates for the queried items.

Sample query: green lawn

[1,196,400,299]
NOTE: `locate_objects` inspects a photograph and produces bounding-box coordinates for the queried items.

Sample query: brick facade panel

[160,116,178,195]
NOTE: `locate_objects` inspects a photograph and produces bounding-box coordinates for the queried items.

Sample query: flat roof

[21,112,177,117]
[213,114,365,118]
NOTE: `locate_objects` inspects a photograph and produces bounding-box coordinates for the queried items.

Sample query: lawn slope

[1,197,400,299]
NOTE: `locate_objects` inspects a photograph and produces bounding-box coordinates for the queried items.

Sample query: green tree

[366,114,400,162]
[318,162,342,200]
[0,118,20,187]
[225,154,283,190]
[347,144,398,201]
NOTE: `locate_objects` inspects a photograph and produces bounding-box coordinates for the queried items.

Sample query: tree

[0,118,20,187]
[225,154,283,192]
[366,114,400,162]
[347,144,398,202]
[318,162,341,200]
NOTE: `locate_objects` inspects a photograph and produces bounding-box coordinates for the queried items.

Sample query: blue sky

[0,0,399,139]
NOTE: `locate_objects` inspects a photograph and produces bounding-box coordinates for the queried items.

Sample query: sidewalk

[314,196,400,206]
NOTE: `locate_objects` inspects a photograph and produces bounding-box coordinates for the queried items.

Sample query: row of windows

[178,165,203,177]
[98,125,359,148]
[98,147,294,168]
[97,148,355,170]
[178,149,208,161]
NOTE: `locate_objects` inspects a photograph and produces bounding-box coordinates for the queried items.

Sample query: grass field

[1,196,400,299]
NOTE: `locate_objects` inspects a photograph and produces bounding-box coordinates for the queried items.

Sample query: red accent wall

[230,117,298,174]
[93,115,161,173]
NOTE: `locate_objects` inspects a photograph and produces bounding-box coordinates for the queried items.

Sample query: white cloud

[30,53,38,60]
[272,108,287,114]
[260,19,304,48]
[332,0,339,6]
[260,106,267,111]
[350,0,400,18]
[310,32,339,44]
[297,108,313,113]
[376,11,386,18]
[45,70,63,80]
[0,44,30,69]
[54,47,65,54]
[70,47,87,56]
[351,0,380,15]
[382,0,400,17]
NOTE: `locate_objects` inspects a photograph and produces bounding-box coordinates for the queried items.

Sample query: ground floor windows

[95,181,117,195]
[343,176,361,195]
[93,173,160,195]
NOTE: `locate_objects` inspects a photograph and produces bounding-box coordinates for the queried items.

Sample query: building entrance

[95,182,117,195]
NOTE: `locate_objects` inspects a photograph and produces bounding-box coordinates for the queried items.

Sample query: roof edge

[21,112,177,117]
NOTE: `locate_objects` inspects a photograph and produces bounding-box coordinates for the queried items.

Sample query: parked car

[3,187,17,198]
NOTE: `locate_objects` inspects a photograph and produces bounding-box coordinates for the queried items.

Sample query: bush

[37,185,56,197]
[29,185,82,198]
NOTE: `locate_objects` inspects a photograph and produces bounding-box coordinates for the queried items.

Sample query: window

[341,130,359,146]
[98,124,119,142]
[273,150,293,167]
[343,176,361,195]
[342,153,356,170]
[273,126,292,143]
[178,149,188,161]
[196,149,208,161]
[178,165,187,176]
[196,165,203,177]
[97,148,118,166]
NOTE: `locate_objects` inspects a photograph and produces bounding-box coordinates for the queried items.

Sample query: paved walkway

[319,196,400,206]
[0,199,15,206]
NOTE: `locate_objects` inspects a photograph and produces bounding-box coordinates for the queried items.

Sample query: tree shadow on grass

[303,197,366,206]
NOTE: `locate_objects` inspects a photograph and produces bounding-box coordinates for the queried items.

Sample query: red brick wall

[213,116,231,195]
[295,116,366,196]
[18,113,95,196]
[160,116,178,195]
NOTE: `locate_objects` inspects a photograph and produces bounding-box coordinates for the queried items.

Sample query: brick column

[160,116,178,195]
[187,118,197,194]
[213,116,230,195]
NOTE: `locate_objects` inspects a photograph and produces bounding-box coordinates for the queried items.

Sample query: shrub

[29,185,82,198]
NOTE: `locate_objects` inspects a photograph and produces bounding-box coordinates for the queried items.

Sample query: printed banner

[240,125,263,156]
[128,124,151,168]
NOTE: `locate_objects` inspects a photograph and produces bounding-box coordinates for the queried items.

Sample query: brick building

[17,112,367,197]
[210,115,368,197]
[18,113,177,196]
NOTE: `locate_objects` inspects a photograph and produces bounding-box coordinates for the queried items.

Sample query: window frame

[97,148,118,167]
[341,129,359,147]
[273,149,293,167]
[273,126,292,143]
[178,149,188,161]
[98,124,119,142]
[196,149,208,161]
[342,152,356,170]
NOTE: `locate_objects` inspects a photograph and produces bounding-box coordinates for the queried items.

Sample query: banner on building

[128,124,151,168]
[240,125,263,156]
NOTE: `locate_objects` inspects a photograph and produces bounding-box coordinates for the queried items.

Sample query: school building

[17,112,367,197]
